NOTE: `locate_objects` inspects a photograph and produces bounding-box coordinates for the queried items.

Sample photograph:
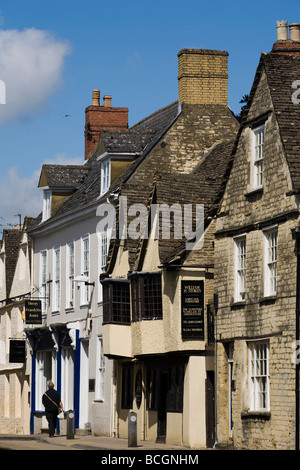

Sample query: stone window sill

[230,301,245,310]
[241,410,271,420]
[244,187,263,199]
[259,295,277,305]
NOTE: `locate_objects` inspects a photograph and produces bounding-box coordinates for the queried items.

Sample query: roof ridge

[130,101,178,130]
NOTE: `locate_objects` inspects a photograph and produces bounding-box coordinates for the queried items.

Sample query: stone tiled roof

[96,129,156,155]
[29,101,180,233]
[1,229,22,300]
[127,103,238,186]
[39,164,89,189]
[155,139,236,265]
[241,52,300,192]
[107,139,236,270]
[103,102,238,272]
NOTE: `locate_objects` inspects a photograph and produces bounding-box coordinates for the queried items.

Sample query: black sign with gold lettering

[9,340,26,363]
[181,280,204,339]
[25,299,42,324]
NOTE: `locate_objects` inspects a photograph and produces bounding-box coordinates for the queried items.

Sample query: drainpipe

[213,293,218,448]
[292,226,300,451]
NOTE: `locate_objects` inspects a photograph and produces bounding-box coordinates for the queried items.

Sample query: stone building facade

[100,48,238,448]
[0,217,34,434]
[214,22,300,450]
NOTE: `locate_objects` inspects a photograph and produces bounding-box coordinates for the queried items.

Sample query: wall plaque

[181,280,204,339]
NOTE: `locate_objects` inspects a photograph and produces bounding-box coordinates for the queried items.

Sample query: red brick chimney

[84,89,129,159]
[272,20,300,55]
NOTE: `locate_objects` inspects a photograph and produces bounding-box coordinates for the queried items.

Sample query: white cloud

[0,27,71,124]
[0,154,84,229]
[0,166,41,228]
[44,152,83,166]
[126,50,141,69]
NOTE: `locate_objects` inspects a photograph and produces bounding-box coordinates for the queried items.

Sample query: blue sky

[0,0,298,229]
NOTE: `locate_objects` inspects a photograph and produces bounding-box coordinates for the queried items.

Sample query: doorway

[79,341,89,429]
[156,372,167,443]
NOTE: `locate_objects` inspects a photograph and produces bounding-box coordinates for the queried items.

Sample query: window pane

[235,238,246,301]
[266,229,277,295]
[253,126,264,189]
[248,342,269,411]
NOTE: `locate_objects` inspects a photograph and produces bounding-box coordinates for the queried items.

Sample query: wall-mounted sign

[25,300,42,324]
[9,340,26,363]
[181,280,204,339]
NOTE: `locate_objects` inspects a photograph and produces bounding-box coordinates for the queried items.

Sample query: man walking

[42,381,64,437]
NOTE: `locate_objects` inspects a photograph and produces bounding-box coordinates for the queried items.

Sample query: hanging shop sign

[181,280,204,339]
[9,340,26,363]
[25,299,42,324]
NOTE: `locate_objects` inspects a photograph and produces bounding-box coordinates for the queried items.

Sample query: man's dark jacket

[42,388,61,412]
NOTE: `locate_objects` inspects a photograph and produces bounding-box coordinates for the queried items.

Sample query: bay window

[131,272,162,321]
[102,279,130,324]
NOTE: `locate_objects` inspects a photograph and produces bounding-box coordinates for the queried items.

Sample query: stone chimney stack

[84,90,129,160]
[272,20,300,55]
[177,49,229,106]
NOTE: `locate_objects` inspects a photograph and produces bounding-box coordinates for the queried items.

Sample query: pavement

[0,432,206,452]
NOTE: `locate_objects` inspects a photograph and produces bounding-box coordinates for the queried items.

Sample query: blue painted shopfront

[29,329,80,434]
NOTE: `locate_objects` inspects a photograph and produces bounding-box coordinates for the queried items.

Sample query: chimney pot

[276,20,288,41]
[92,89,100,106]
[289,23,300,42]
[103,95,112,108]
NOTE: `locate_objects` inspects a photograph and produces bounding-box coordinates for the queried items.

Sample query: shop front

[26,325,80,434]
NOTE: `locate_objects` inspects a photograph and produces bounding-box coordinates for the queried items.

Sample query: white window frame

[81,235,90,305]
[251,124,265,190]
[234,235,246,302]
[35,350,57,411]
[66,241,75,308]
[263,227,278,297]
[0,251,4,288]
[52,247,61,312]
[61,348,74,411]
[98,226,108,303]
[95,336,105,401]
[248,340,270,412]
[101,159,111,195]
[40,251,47,314]
[42,190,52,221]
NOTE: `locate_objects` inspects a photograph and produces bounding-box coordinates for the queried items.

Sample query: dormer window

[252,124,265,190]
[42,190,52,221]
[101,159,111,195]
